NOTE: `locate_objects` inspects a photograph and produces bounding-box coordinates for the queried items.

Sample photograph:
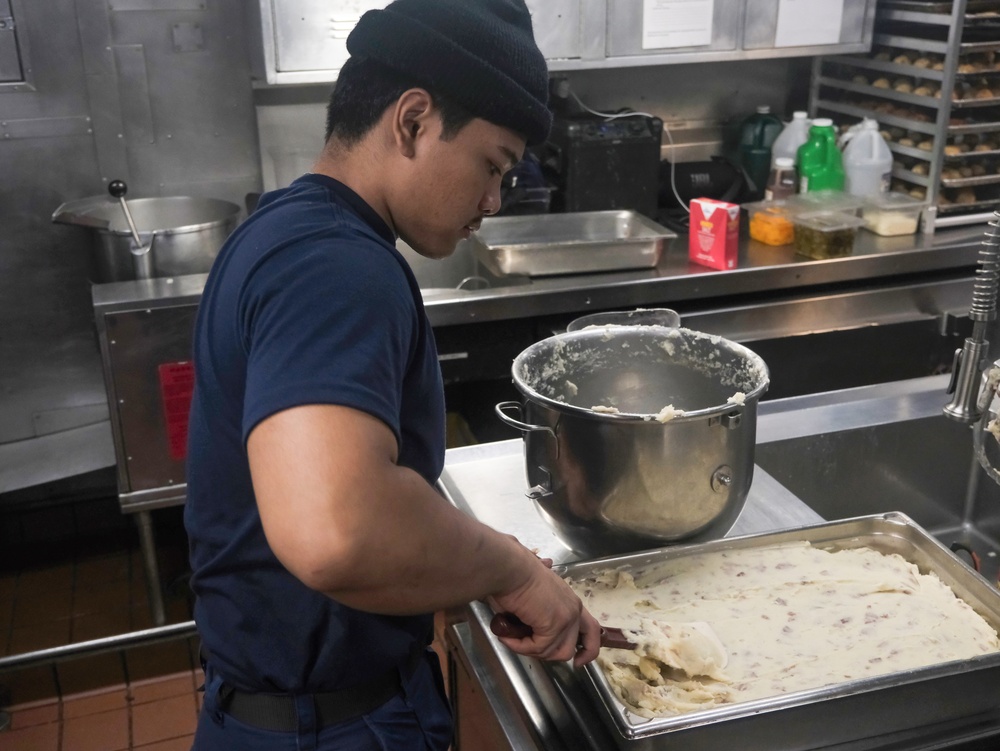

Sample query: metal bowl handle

[495,401,556,439]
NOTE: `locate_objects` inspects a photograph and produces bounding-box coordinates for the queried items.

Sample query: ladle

[108,179,155,279]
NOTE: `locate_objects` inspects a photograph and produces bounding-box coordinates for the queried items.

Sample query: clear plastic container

[791,211,866,259]
[787,190,864,217]
[860,192,926,236]
[743,200,798,246]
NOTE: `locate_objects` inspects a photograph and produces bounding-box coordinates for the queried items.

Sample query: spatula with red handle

[490,612,637,650]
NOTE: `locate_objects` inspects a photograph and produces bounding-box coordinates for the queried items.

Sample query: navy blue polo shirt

[184,174,446,692]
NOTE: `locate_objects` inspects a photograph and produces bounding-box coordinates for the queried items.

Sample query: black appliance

[540,114,663,217]
[658,156,746,208]
[655,156,750,234]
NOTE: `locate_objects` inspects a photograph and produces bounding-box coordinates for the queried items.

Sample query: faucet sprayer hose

[972,210,1000,321]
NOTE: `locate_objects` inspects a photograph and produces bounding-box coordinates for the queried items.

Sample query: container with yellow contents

[743,200,797,246]
[558,513,1000,746]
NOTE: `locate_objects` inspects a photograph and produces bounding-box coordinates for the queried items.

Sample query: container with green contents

[791,211,866,259]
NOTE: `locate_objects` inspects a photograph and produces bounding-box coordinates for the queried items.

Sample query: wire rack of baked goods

[809,0,1000,228]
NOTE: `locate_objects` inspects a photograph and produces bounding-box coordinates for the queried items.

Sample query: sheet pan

[555,513,1000,750]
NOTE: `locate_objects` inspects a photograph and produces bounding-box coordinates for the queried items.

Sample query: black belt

[203,645,425,732]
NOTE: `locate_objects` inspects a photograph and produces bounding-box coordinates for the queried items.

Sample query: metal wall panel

[0,0,261,494]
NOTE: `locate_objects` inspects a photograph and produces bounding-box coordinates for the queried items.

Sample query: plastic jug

[771,111,811,166]
[738,105,784,201]
[796,118,845,193]
[842,119,892,197]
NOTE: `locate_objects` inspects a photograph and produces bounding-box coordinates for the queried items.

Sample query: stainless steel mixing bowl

[496,325,769,555]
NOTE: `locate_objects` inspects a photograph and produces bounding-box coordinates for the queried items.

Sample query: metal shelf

[952,94,1000,106]
[827,56,947,80]
[815,99,938,134]
[944,148,1000,158]
[891,167,932,186]
[874,33,950,54]
[811,0,1000,227]
[881,0,1000,10]
[889,142,937,160]
[818,75,943,107]
[949,117,1000,133]
[941,173,1000,187]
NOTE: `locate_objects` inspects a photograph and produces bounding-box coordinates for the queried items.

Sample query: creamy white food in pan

[567,542,1000,718]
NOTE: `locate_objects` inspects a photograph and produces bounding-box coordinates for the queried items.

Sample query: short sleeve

[239,234,417,445]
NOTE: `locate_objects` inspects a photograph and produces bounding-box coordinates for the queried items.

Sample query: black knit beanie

[346,0,551,145]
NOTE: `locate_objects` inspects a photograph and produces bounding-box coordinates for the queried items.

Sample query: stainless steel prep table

[437,391,1000,750]
[90,227,986,624]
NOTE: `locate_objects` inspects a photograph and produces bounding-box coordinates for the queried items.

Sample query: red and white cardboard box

[689,198,740,270]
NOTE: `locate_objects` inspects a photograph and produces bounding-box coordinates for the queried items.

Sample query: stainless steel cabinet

[250,0,878,83]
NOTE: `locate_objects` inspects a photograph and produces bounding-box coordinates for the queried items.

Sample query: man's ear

[392,88,435,158]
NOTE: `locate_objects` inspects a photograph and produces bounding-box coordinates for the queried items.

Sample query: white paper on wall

[642,0,715,50]
[774,0,845,48]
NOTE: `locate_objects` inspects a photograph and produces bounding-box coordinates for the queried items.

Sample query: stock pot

[496,325,769,555]
[53,193,241,282]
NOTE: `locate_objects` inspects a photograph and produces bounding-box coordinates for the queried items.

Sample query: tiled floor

[2,509,456,750]
[3,669,201,750]
[1,506,199,748]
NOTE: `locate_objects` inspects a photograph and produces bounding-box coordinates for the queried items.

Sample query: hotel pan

[554,512,1000,750]
[471,210,676,277]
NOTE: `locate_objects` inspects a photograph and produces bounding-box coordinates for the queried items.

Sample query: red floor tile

[0,721,60,751]
[12,587,73,628]
[6,699,59,730]
[62,683,129,720]
[62,706,129,751]
[8,618,71,653]
[74,552,131,585]
[17,563,74,594]
[131,671,196,705]
[131,692,199,747]
[135,734,196,751]
[72,580,131,618]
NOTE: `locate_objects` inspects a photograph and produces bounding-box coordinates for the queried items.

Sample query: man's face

[395,116,525,260]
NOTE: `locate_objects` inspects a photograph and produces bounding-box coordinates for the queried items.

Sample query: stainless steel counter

[438,439,826,751]
[91,226,985,326]
[438,376,1000,751]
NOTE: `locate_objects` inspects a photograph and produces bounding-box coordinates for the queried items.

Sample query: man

[184,1,601,748]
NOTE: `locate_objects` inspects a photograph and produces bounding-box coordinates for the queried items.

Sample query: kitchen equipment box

[471,211,676,277]
[554,513,1000,751]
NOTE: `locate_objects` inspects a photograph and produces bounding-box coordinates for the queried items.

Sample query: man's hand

[488,556,601,668]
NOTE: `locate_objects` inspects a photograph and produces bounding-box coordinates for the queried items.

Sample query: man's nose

[480,180,502,216]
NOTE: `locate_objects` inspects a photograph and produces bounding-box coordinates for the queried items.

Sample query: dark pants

[192,651,453,751]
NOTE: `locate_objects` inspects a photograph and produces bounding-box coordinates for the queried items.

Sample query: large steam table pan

[555,513,1000,751]
[471,210,676,277]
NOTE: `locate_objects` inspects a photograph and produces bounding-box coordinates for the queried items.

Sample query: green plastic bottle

[796,118,845,192]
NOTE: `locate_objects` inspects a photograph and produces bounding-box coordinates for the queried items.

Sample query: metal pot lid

[52,195,240,235]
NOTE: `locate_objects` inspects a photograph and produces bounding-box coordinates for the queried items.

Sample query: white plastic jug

[843,119,892,197]
[771,111,811,166]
